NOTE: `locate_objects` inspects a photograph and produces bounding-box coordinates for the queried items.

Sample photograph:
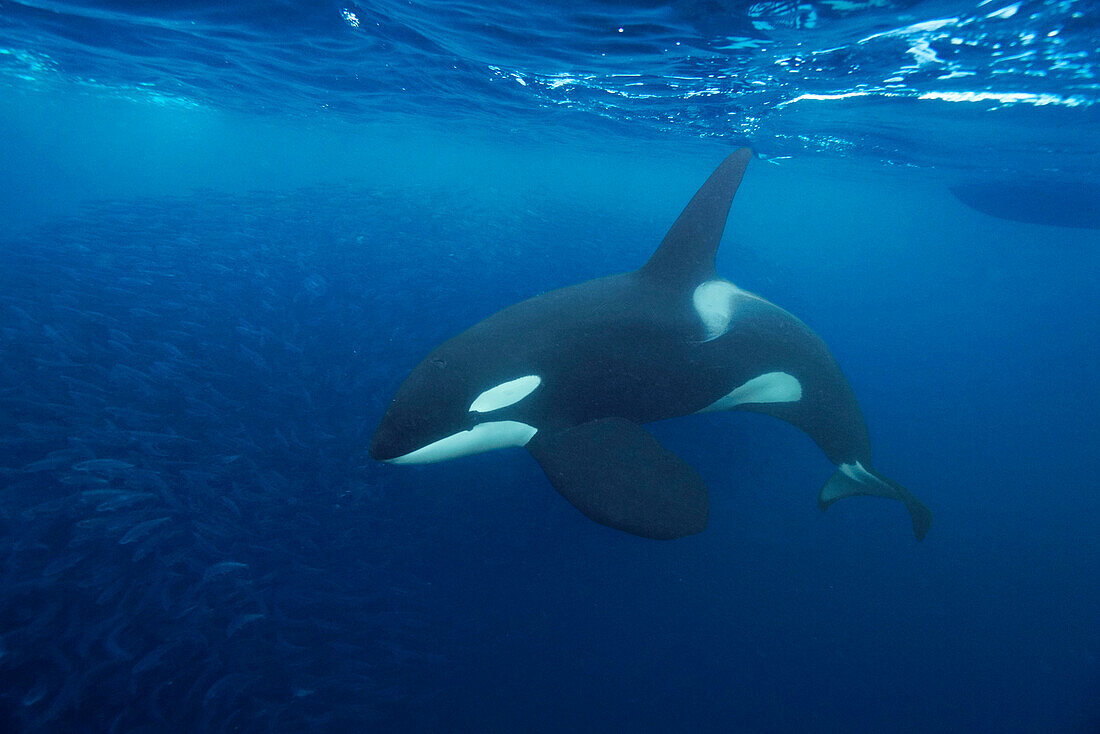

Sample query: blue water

[0,1,1097,732]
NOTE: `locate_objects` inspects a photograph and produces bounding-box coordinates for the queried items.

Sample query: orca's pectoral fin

[819,463,933,541]
[528,418,709,540]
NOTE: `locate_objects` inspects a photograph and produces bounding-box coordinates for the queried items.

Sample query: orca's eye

[468,375,542,414]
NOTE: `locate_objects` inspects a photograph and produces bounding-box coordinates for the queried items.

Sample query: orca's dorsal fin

[642,147,753,285]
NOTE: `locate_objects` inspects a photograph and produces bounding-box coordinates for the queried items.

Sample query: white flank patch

[386,421,537,465]
[469,375,542,413]
[697,372,802,413]
[692,279,741,341]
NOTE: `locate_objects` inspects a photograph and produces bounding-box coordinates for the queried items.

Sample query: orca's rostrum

[371,149,932,541]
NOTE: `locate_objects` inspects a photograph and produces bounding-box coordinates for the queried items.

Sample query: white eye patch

[469,375,541,413]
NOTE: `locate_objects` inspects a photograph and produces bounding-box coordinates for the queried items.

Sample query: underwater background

[0,0,1097,731]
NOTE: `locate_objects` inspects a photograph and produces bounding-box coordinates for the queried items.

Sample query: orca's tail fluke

[819,462,933,541]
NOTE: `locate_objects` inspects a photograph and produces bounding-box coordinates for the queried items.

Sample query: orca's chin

[368,431,399,463]
[370,421,540,466]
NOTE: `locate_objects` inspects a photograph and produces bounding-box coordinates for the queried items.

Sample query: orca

[951,180,1100,230]
[370,149,932,541]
